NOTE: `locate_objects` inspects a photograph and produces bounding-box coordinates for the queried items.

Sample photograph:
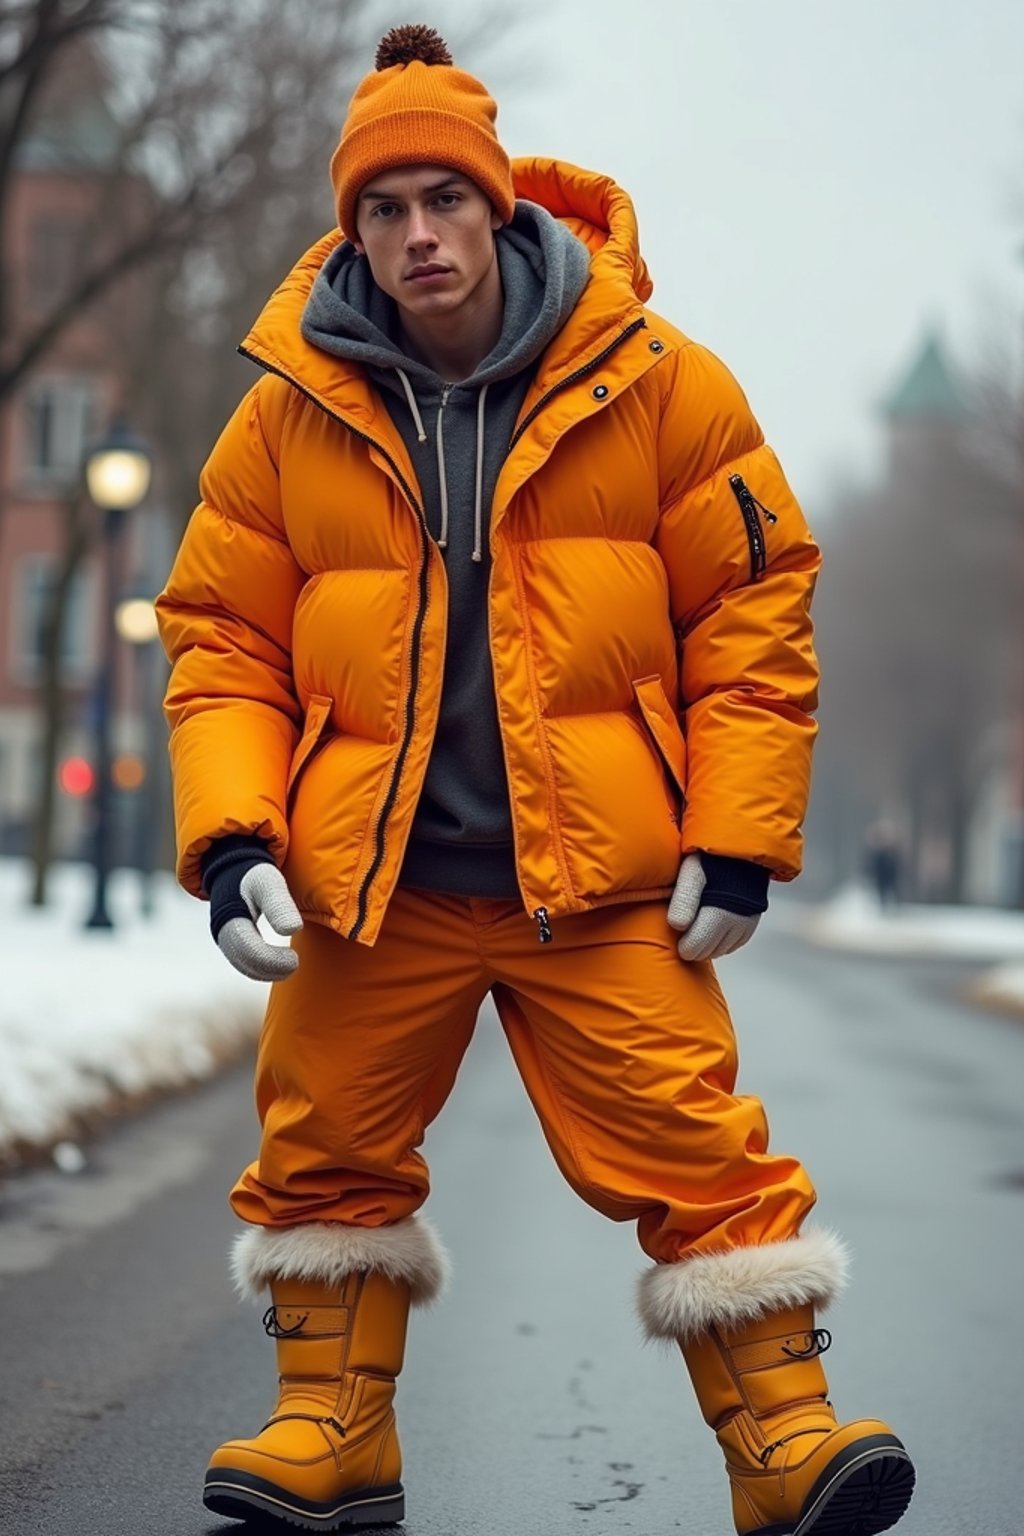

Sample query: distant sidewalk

[778,882,1024,1018]
[0,859,268,1169]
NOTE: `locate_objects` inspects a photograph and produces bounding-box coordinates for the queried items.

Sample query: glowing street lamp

[83,420,153,931]
[115,596,159,646]
[85,434,152,513]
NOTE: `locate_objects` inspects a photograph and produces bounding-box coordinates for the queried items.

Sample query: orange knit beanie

[331,25,515,239]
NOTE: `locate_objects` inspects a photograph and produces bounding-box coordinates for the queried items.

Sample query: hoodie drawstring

[472,383,489,563]
[398,371,489,563]
[396,368,428,444]
[435,387,451,549]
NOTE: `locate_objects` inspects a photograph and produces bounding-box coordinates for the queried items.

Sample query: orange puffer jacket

[156,157,821,947]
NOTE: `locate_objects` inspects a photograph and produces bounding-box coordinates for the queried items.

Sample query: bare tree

[14,1,515,900]
[1,0,366,401]
[815,367,1023,903]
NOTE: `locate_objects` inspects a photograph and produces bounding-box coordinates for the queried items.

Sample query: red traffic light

[59,757,94,797]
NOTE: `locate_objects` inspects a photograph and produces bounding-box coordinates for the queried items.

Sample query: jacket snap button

[649,339,664,353]
[592,384,609,400]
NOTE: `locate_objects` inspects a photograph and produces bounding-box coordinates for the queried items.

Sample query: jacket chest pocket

[632,675,687,805]
[286,694,334,805]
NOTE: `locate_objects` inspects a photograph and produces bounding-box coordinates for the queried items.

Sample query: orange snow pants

[230,887,816,1262]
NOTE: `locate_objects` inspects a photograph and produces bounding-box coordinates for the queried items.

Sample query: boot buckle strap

[729,1328,832,1373]
[262,1305,352,1338]
[781,1328,831,1359]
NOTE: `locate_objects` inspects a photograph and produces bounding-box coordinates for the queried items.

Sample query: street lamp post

[114,595,161,919]
[83,422,152,931]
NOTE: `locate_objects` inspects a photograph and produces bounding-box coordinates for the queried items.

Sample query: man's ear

[352,240,365,254]
[490,210,503,232]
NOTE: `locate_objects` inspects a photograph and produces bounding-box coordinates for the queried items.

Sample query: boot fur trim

[231,1216,450,1307]
[636,1228,851,1342]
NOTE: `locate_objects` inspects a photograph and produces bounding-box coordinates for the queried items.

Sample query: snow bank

[789,882,1024,961]
[966,964,1024,1019]
[0,859,268,1164]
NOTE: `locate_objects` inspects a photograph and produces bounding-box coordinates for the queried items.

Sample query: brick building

[0,68,162,863]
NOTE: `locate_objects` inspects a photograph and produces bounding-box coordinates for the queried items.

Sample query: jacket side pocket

[632,675,687,803]
[286,694,333,804]
[728,472,778,583]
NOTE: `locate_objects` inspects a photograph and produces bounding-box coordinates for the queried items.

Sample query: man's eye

[435,193,460,208]
[373,204,397,218]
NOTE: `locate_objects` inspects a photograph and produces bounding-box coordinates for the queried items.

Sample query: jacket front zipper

[238,345,430,944]
[728,473,778,582]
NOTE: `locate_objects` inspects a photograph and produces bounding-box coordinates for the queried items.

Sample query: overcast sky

[472,0,1024,508]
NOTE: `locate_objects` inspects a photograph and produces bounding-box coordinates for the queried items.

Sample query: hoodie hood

[299,198,592,393]
[299,197,591,562]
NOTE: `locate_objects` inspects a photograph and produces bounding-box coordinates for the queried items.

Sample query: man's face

[354,164,502,320]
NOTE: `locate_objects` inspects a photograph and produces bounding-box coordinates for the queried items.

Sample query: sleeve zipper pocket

[728,473,778,582]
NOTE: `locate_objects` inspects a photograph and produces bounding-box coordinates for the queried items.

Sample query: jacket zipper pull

[533,906,553,944]
[728,473,775,580]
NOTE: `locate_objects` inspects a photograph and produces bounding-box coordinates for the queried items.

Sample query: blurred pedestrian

[864,818,903,909]
[157,24,914,1536]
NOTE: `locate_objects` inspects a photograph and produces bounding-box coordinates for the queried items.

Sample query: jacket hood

[241,158,654,396]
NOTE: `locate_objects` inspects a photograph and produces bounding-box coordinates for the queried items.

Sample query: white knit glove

[667,853,761,961]
[217,864,303,982]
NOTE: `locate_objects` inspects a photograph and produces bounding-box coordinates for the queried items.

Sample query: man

[157,24,914,1536]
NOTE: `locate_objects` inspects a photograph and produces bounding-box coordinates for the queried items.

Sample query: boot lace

[262,1305,309,1338]
[780,1328,831,1359]
[263,1411,347,1439]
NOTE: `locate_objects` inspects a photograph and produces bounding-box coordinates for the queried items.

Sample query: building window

[22,376,96,488]
[10,556,95,685]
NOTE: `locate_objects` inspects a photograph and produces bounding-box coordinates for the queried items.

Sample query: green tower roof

[884,331,967,422]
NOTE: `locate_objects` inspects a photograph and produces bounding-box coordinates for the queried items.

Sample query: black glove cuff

[210,888,259,942]
[699,854,770,916]
[201,835,276,941]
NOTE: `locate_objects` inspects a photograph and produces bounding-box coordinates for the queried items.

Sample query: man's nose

[405,205,437,248]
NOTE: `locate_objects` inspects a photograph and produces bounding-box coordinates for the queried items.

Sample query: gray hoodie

[301,202,590,899]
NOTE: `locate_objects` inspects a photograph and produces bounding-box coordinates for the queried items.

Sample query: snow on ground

[781,881,1024,963]
[966,963,1024,1019]
[774,881,1024,1020]
[0,858,269,1165]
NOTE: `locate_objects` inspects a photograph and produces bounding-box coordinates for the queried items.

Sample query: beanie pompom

[375,25,453,71]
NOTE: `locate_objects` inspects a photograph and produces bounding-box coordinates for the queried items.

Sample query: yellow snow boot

[682,1303,914,1535]
[204,1217,448,1530]
[204,1269,409,1528]
[637,1231,915,1535]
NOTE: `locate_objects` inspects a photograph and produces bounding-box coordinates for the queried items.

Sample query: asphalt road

[1,927,1022,1536]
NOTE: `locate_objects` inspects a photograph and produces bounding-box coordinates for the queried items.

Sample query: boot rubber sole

[750,1433,915,1536]
[203,1468,404,1529]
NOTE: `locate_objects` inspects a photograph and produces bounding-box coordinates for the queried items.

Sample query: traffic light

[112,754,145,791]
[59,757,94,797]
